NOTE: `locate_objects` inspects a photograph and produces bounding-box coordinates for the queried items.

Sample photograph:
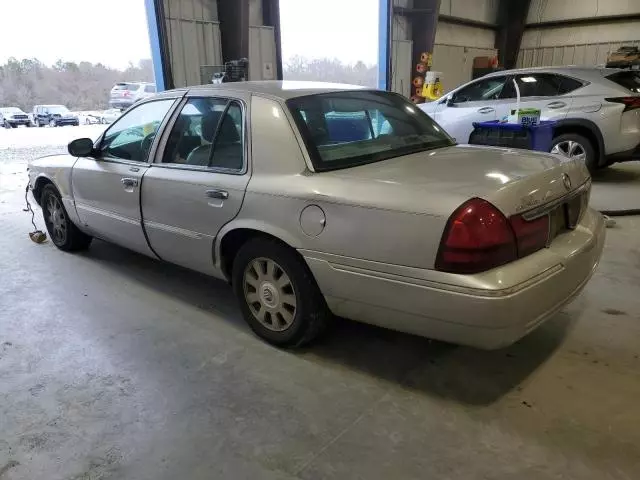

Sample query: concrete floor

[1,149,639,479]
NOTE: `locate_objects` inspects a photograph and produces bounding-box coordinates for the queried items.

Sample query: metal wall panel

[439,0,499,24]
[527,0,640,24]
[432,44,497,92]
[390,39,413,98]
[248,26,277,80]
[164,0,223,87]
[517,39,640,68]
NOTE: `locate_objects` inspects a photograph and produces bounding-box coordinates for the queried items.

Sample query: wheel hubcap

[46,195,67,244]
[551,140,586,162]
[243,258,297,332]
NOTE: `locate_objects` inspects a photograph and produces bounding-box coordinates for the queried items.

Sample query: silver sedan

[28,82,605,349]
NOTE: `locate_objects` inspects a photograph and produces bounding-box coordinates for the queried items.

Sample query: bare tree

[0,58,154,110]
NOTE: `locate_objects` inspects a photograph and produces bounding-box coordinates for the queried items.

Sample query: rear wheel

[550,133,597,173]
[41,185,92,251]
[232,237,331,347]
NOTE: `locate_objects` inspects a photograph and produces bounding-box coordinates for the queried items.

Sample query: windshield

[47,105,69,114]
[0,107,23,115]
[287,91,454,171]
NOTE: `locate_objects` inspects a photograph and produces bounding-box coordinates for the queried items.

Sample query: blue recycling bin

[469,120,556,152]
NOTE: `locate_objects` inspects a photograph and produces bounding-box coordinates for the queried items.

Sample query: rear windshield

[287,91,454,171]
[606,71,640,93]
[114,83,140,91]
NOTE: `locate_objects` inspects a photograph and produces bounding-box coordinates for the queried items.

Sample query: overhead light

[520,76,537,83]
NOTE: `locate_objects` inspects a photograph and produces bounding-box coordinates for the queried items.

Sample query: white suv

[109,82,156,110]
[419,67,640,172]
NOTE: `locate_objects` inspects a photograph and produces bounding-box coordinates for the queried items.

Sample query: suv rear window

[606,71,640,93]
[114,83,139,91]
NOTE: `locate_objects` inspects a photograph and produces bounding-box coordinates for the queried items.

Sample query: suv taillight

[605,97,640,112]
[435,198,550,274]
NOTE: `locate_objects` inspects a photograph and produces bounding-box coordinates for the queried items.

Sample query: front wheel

[41,184,92,251]
[49,119,56,127]
[550,133,597,173]
[232,237,331,348]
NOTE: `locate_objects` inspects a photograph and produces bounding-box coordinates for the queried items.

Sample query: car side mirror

[68,138,94,157]
[446,97,455,107]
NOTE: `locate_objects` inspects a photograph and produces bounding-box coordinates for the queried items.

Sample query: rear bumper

[302,209,605,350]
[109,100,133,109]
[54,118,79,126]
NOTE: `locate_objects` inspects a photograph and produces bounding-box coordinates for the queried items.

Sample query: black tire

[232,237,331,348]
[551,133,597,173]
[10,123,16,129]
[41,184,92,252]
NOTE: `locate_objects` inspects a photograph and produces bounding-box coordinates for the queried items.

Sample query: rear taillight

[509,214,549,257]
[436,198,550,274]
[123,90,131,97]
[605,97,640,112]
[435,198,517,274]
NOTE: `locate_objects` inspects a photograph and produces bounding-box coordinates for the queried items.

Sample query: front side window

[452,77,507,103]
[287,91,454,171]
[162,97,244,171]
[100,99,175,162]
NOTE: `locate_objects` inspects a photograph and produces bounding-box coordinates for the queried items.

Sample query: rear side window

[501,73,564,98]
[144,85,156,93]
[557,75,585,94]
[606,71,640,93]
[162,97,244,171]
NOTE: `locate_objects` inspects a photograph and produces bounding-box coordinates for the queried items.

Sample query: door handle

[547,101,567,109]
[206,189,229,200]
[121,177,138,187]
[477,107,495,114]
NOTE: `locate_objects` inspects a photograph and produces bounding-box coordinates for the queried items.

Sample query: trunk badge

[562,173,572,191]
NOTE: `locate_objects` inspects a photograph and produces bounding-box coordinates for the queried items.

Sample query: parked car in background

[28,82,604,350]
[0,107,31,128]
[109,82,156,109]
[76,111,103,125]
[101,108,122,124]
[32,105,79,127]
[419,67,640,172]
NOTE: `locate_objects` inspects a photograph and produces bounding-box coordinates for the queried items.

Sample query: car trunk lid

[320,144,591,218]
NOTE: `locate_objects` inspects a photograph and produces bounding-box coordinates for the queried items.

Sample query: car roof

[483,65,624,80]
[183,81,368,100]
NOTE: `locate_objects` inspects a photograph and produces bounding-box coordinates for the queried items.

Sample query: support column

[262,0,283,80]
[217,0,250,63]
[495,0,531,69]
[378,0,392,90]
[393,0,441,99]
[144,0,174,90]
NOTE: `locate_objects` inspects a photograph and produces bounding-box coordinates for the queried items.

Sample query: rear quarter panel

[222,94,448,270]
